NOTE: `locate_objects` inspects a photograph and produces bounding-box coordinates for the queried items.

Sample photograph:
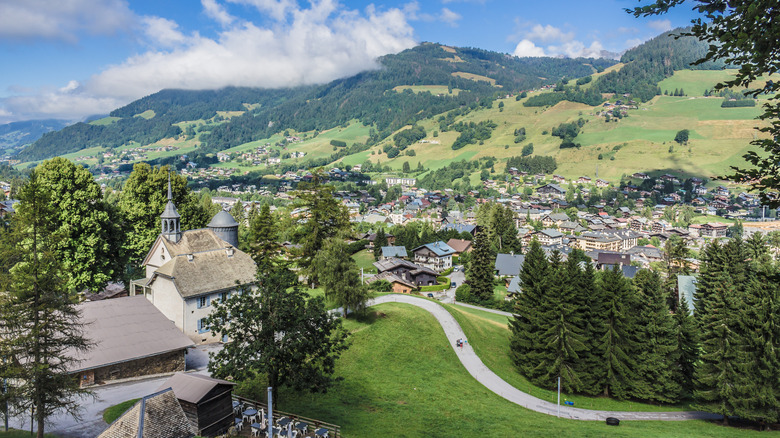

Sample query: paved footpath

[369,294,721,422]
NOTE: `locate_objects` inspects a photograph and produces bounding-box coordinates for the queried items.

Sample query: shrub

[330,140,347,147]
[368,279,392,292]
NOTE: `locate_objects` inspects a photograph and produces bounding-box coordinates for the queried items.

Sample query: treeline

[418,157,496,191]
[510,236,780,425]
[552,118,586,149]
[523,86,605,107]
[505,155,557,174]
[721,99,756,107]
[592,28,725,102]
[393,125,427,149]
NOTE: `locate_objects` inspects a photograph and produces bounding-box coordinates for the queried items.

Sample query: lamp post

[557,376,561,417]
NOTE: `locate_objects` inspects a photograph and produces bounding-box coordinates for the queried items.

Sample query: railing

[233,394,341,438]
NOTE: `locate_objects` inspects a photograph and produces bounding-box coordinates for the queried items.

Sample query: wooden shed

[159,373,235,436]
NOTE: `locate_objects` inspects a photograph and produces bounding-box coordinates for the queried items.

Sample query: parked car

[451,282,457,289]
[427,293,434,298]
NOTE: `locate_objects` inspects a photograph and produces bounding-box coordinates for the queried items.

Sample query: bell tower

[160,174,181,243]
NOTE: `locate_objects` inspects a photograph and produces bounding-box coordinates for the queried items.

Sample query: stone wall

[79,349,186,387]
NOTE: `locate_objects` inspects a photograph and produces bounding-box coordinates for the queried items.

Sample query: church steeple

[161,173,181,243]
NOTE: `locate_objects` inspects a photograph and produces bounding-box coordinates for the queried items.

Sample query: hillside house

[365,271,417,294]
[373,258,438,286]
[381,246,408,259]
[412,241,456,272]
[445,238,473,257]
[536,184,566,198]
[159,373,235,436]
[98,388,195,438]
[494,253,525,277]
[535,229,563,246]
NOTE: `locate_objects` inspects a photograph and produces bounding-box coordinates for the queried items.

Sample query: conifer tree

[631,269,681,403]
[248,203,279,273]
[373,228,387,260]
[312,237,369,315]
[694,240,746,424]
[532,251,586,392]
[674,295,699,399]
[567,252,606,395]
[509,239,549,377]
[598,266,635,399]
[466,228,496,302]
[0,171,92,438]
[736,239,780,427]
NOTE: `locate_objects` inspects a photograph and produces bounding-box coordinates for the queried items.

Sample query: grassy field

[659,69,780,97]
[89,116,120,126]
[351,250,377,274]
[103,398,140,424]
[267,303,773,437]
[451,71,498,86]
[134,110,155,119]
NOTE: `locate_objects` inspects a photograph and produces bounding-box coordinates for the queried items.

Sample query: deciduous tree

[312,238,370,315]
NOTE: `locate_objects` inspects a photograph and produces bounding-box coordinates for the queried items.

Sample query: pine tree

[674,295,699,399]
[373,228,387,260]
[568,251,606,395]
[532,251,586,392]
[694,240,746,424]
[509,239,549,377]
[735,239,780,426]
[598,266,635,399]
[466,228,496,302]
[0,171,92,438]
[631,269,681,403]
[312,238,370,314]
[248,203,280,273]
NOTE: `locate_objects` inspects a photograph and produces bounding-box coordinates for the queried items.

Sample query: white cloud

[440,8,461,26]
[0,0,135,42]
[648,19,672,32]
[0,1,417,122]
[226,0,299,22]
[513,39,545,57]
[545,40,604,59]
[142,16,189,48]
[202,0,235,27]
[625,38,643,49]
[525,24,574,43]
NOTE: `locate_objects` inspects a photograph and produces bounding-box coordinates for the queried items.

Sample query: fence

[233,394,341,438]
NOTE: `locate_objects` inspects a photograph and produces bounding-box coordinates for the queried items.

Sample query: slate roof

[441,223,477,234]
[98,388,195,438]
[506,276,522,294]
[412,241,456,257]
[381,246,408,258]
[207,211,238,228]
[68,296,194,373]
[494,253,525,277]
[157,373,234,404]
[539,229,563,238]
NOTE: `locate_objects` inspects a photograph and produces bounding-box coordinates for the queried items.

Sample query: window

[197,296,209,308]
[220,292,228,302]
[197,318,209,334]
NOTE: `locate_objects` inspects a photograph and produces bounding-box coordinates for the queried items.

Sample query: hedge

[419,276,451,292]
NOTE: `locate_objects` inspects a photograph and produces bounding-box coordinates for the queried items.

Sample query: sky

[0,0,701,124]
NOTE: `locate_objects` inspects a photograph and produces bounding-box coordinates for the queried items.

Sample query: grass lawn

[103,398,140,424]
[351,250,377,274]
[443,303,697,413]
[260,303,772,437]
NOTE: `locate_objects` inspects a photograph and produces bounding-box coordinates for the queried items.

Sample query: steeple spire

[161,170,181,243]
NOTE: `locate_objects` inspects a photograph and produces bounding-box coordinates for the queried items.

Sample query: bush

[330,140,347,147]
[419,276,451,292]
[345,240,368,255]
[368,279,392,292]
[455,284,472,301]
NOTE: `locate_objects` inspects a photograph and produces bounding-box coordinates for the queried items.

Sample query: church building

[130,180,256,343]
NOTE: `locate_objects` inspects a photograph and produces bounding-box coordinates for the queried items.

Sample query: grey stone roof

[365,271,416,289]
[68,296,194,373]
[207,210,238,228]
[678,275,698,314]
[161,201,180,219]
[98,388,195,438]
[494,253,525,277]
[381,246,408,258]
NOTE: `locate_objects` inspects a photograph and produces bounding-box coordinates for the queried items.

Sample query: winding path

[365,294,721,422]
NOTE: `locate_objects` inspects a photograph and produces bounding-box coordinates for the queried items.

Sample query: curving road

[366,294,721,422]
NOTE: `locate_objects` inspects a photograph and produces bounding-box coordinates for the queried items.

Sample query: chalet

[385,177,417,186]
[596,179,609,188]
[494,253,525,277]
[412,241,456,272]
[632,172,649,179]
[571,231,622,252]
[445,238,473,257]
[68,296,194,387]
[577,176,592,184]
[535,229,563,246]
[541,212,570,227]
[160,373,235,436]
[692,222,728,238]
[596,252,631,270]
[373,258,438,286]
[552,175,566,183]
[536,184,566,198]
[365,271,417,294]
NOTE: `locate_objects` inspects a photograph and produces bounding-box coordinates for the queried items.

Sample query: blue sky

[0,0,700,124]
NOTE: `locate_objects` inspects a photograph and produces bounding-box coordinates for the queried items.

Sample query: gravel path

[369,294,721,422]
